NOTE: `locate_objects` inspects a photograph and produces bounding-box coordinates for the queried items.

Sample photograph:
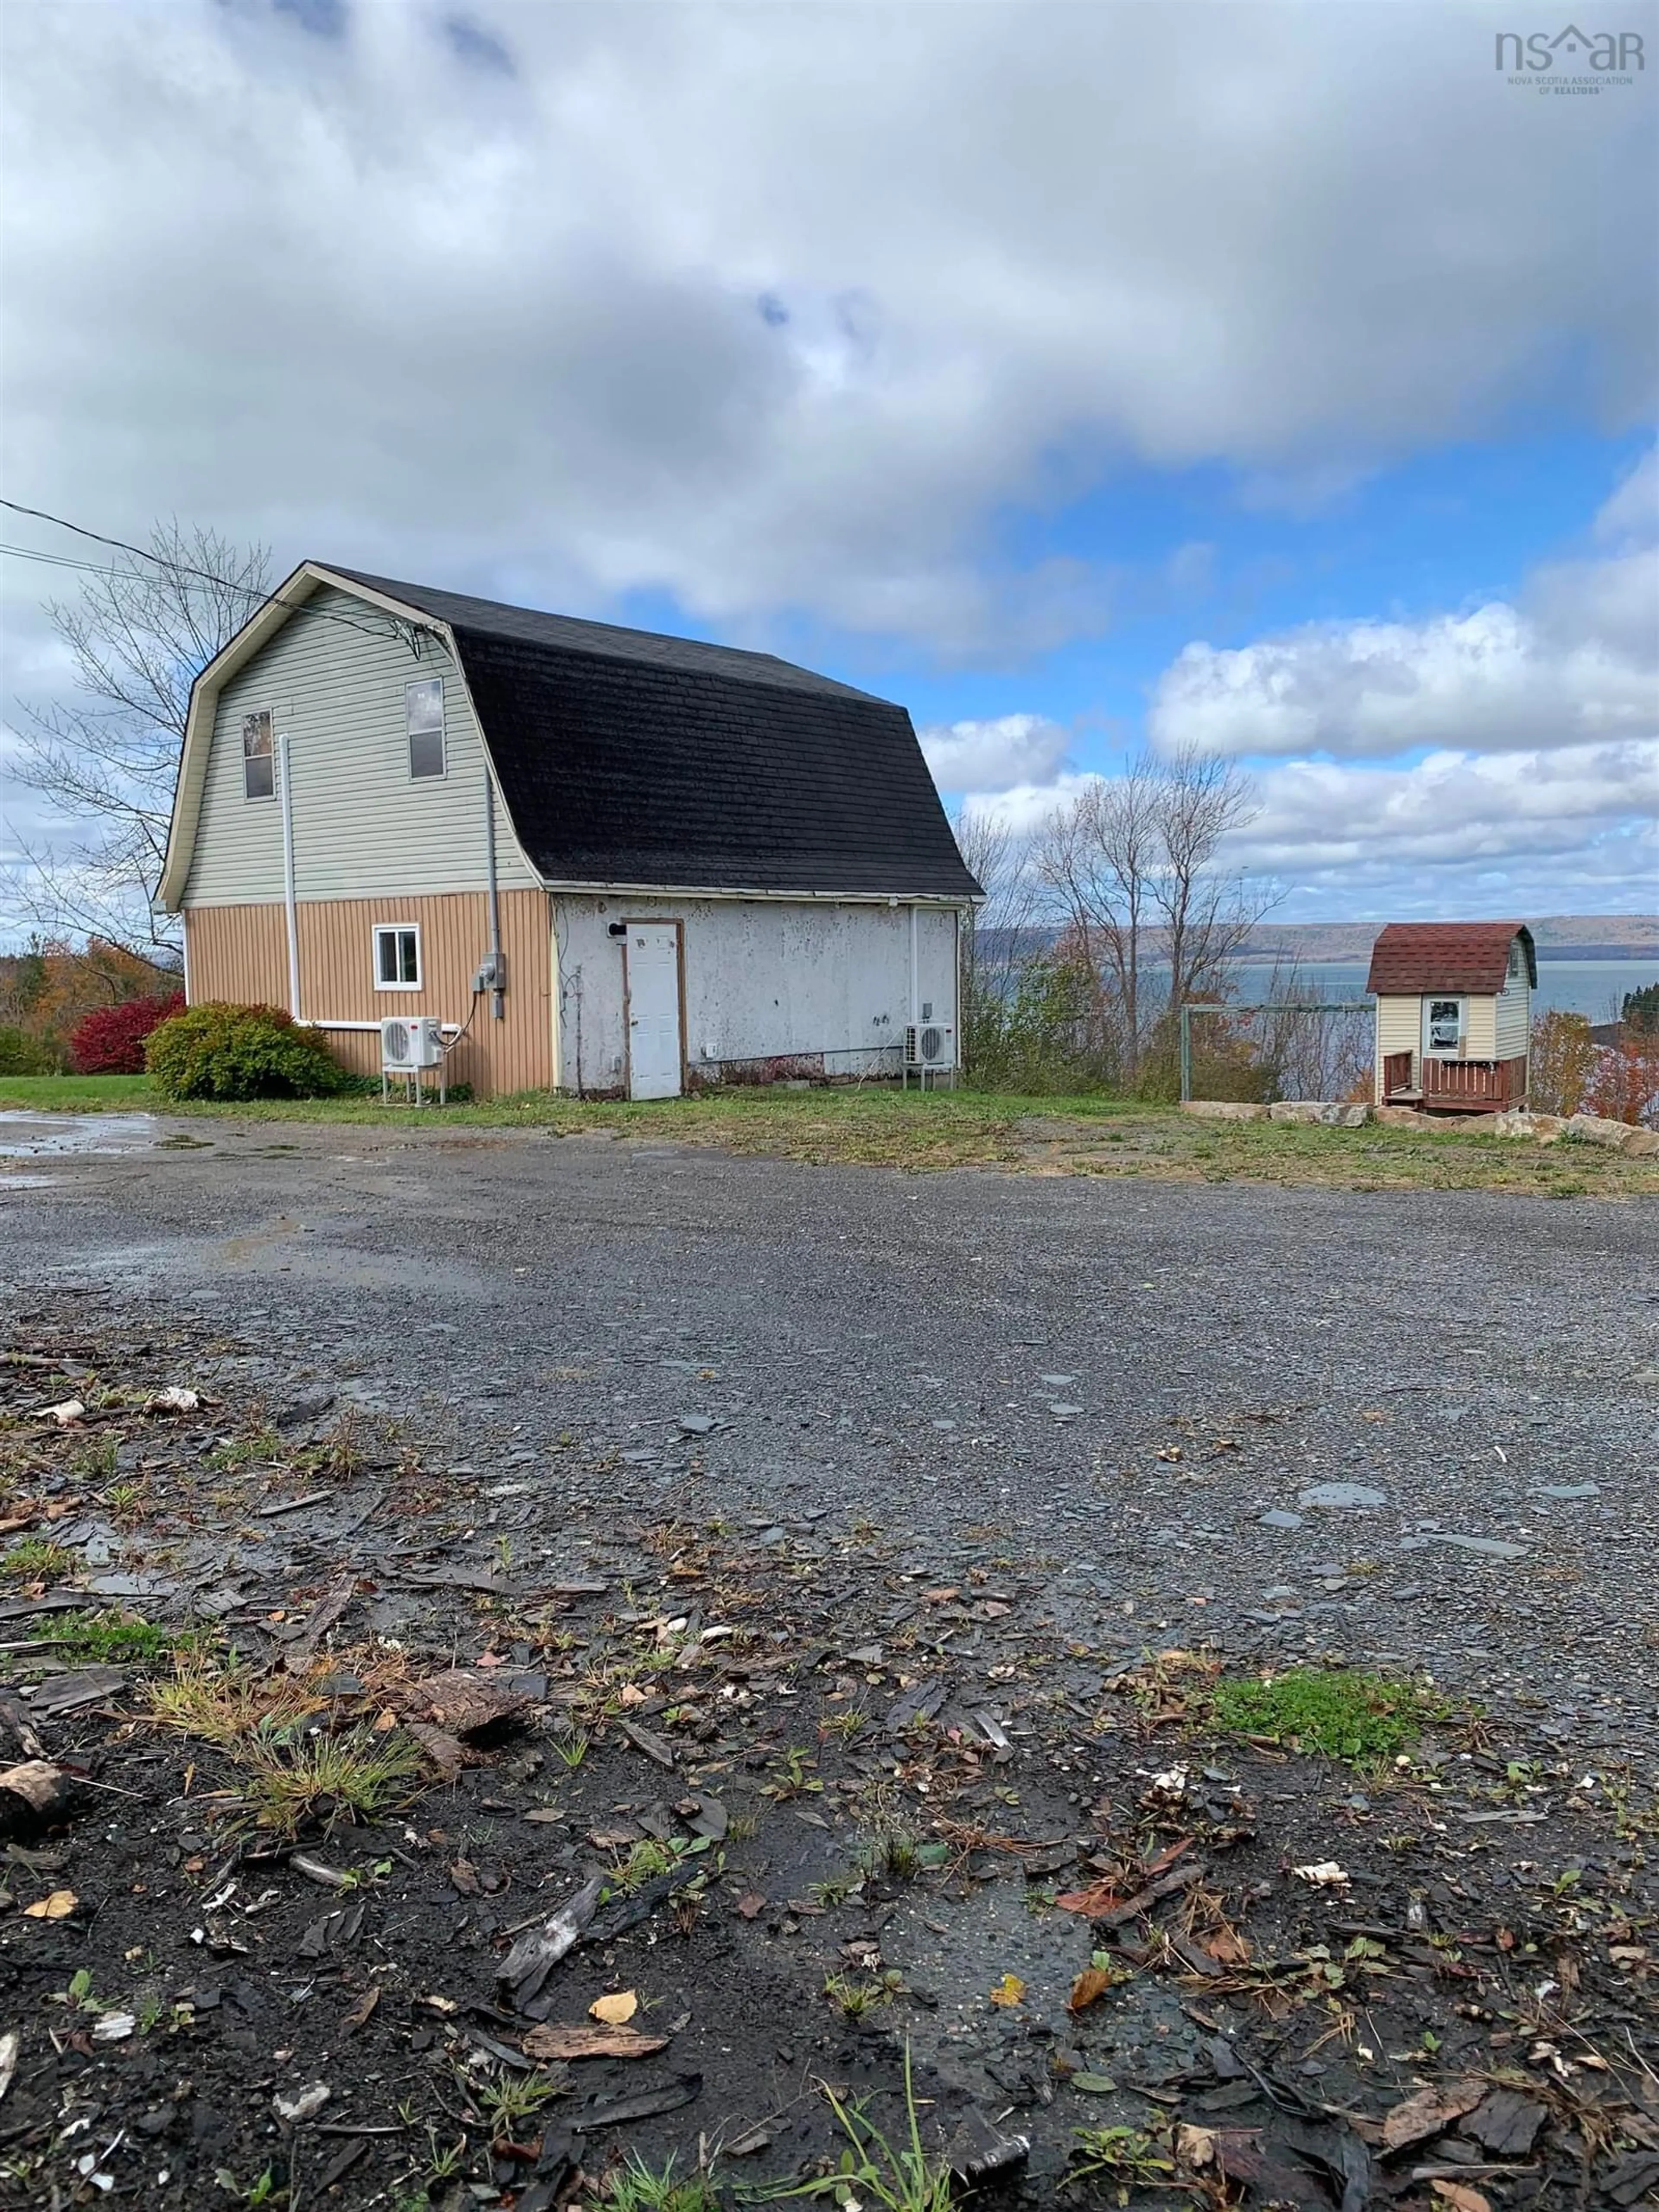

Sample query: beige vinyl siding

[1494,974,1530,1059]
[1464,996,1497,1057]
[185,890,552,1097]
[1374,993,1421,1099]
[184,586,538,907]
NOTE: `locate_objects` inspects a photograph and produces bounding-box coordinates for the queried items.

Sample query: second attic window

[407,678,445,779]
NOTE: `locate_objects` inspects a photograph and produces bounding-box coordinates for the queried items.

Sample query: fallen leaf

[1176,2123,1217,2167]
[1381,2080,1485,2154]
[1070,2072,1117,2094]
[1067,1967,1118,2013]
[988,1973,1026,2008]
[1205,1925,1253,1966]
[1293,1860,1349,1887]
[1056,1881,1124,1917]
[522,2022,669,2062]
[735,1891,766,1919]
[22,1888,77,1919]
[590,1989,639,2024]
[1430,2185,1490,2212]
[340,1987,380,2033]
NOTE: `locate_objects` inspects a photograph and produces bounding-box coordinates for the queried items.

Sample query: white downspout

[280,732,301,1020]
[909,903,919,1030]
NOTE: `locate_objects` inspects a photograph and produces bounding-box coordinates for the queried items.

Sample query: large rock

[1376,1104,1433,1129]
[1266,1101,1372,1126]
[1564,1112,1649,1152]
[1180,1100,1268,1120]
[1492,1110,1564,1143]
[1623,1127,1659,1158]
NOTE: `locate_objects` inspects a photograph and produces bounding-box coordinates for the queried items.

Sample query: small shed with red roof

[1367,921,1535,1111]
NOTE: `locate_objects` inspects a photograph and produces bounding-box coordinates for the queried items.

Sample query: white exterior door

[626,924,683,1099]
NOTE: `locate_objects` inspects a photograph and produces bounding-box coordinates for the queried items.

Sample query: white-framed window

[242,709,275,800]
[1508,939,1525,980]
[374,923,422,990]
[1424,996,1464,1056]
[407,677,445,780]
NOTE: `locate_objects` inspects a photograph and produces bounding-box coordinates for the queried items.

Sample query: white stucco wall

[551,895,962,1094]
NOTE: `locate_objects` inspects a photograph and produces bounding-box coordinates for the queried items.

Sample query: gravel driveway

[5,1111,1656,1764]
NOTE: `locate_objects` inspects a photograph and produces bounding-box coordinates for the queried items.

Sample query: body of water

[1230,957,1656,1021]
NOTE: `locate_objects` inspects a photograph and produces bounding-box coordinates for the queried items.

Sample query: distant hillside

[1236,915,1659,961]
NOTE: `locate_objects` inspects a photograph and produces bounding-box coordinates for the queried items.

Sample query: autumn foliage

[68,991,185,1075]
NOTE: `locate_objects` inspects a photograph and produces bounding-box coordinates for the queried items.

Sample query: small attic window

[242,710,274,800]
[1508,940,1525,980]
[407,678,445,780]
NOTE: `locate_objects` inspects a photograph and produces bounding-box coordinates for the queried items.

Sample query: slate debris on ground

[0,1304,1656,2211]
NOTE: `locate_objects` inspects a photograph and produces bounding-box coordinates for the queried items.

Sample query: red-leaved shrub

[68,992,185,1075]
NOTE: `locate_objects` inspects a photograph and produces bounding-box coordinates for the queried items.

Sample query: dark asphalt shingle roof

[332,568,980,898]
[1366,921,1535,995]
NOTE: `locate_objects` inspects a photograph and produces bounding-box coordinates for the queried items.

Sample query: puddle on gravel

[80,1229,494,1298]
[0,1111,161,1158]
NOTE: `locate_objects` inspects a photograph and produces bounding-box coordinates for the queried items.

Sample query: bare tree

[953,801,1040,999]
[10,522,271,955]
[1031,746,1276,1087]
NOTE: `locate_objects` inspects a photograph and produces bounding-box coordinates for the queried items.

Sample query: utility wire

[0,497,431,651]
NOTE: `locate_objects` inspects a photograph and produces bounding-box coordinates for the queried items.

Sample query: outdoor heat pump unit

[381,1014,444,1072]
[903,1021,953,1072]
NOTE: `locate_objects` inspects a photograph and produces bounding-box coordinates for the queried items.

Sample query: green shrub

[145,1002,347,1101]
[0,1025,53,1076]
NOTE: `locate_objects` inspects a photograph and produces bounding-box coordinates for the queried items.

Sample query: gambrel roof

[160,563,980,907]
[1365,922,1535,996]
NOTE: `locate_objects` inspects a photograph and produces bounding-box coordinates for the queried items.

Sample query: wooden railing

[1421,1055,1527,1110]
[1382,1050,1414,1099]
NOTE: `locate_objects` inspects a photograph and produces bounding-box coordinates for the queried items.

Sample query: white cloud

[1236,742,1659,876]
[919,713,1070,794]
[0,0,1652,661]
[957,742,1659,916]
[1149,545,1659,761]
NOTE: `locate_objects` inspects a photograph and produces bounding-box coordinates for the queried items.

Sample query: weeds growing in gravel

[603,2153,721,2212]
[149,1654,322,1747]
[42,1609,186,1664]
[149,1653,420,1832]
[240,1724,421,1833]
[1066,2123,1176,2196]
[2,1537,73,1582]
[1211,1666,1438,1763]
[473,2069,568,2143]
[760,2046,953,2211]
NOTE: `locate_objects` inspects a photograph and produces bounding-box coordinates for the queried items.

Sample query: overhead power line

[0,497,430,651]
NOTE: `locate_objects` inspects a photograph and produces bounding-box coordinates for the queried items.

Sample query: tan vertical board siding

[184,905,290,1006]
[184,586,537,907]
[185,891,551,1097]
[1464,996,1498,1057]
[1374,994,1421,1099]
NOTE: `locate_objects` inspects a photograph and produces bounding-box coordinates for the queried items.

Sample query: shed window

[1508,940,1525,980]
[242,710,274,800]
[1425,997,1464,1054]
[374,924,421,990]
[407,678,445,780]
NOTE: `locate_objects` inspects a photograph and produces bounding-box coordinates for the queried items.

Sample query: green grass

[1211,1666,1438,1763]
[0,1074,152,1109]
[2,1538,75,1583]
[41,1609,190,1664]
[0,1073,1651,1197]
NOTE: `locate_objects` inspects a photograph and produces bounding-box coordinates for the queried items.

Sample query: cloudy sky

[2,0,1656,926]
